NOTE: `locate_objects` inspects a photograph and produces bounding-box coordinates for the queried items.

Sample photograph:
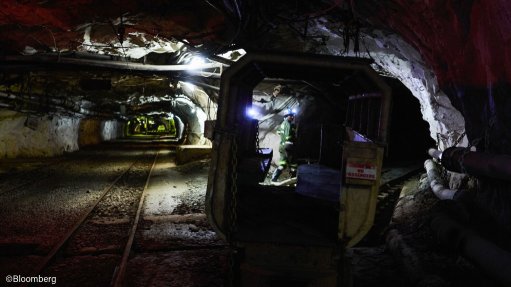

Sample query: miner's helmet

[284,108,297,118]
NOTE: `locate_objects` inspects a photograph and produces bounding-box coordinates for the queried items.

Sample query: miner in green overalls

[271,110,298,182]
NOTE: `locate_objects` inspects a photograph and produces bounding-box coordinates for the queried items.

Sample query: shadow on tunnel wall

[385,77,435,164]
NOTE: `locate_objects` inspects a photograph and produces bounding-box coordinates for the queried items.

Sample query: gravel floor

[126,249,228,287]
[3,141,488,287]
[0,142,227,286]
[0,148,141,278]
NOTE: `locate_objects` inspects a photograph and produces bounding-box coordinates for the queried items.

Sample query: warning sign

[346,161,377,180]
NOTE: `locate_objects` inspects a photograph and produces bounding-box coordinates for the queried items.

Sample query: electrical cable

[277,0,344,23]
[42,25,58,52]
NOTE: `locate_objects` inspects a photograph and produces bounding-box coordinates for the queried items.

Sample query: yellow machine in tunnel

[206,51,391,286]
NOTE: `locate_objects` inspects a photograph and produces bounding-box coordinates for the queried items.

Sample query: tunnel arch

[126,91,211,145]
[312,22,467,150]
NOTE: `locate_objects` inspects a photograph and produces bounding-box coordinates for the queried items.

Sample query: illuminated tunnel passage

[126,115,177,136]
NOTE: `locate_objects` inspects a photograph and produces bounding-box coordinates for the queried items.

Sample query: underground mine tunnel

[1,1,511,287]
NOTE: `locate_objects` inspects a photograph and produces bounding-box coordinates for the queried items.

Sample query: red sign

[346,161,377,180]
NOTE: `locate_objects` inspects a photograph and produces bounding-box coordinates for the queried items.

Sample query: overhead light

[188,55,206,70]
[183,54,223,73]
[188,54,211,70]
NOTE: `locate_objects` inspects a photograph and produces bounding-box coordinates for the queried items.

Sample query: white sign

[346,161,377,180]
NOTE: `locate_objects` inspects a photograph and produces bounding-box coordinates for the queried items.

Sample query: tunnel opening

[384,77,435,165]
[126,115,177,137]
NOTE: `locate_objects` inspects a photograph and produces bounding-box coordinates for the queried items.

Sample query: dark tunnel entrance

[384,77,436,165]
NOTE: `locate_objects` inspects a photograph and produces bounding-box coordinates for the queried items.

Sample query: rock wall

[0,110,80,158]
[0,110,124,158]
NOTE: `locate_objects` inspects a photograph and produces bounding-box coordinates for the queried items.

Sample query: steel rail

[111,150,160,287]
[26,157,142,281]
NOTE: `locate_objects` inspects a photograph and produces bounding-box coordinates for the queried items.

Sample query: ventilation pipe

[424,159,457,200]
[431,205,511,287]
[430,147,511,181]
[2,55,222,73]
[427,148,511,286]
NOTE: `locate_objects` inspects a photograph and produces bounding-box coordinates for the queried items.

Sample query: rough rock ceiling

[2,0,511,155]
[3,1,510,87]
[0,0,228,56]
[0,0,351,118]
[353,0,511,87]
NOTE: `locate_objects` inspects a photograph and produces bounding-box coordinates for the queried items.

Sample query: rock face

[349,1,511,232]
[0,110,79,158]
[0,110,123,158]
[351,0,511,157]
[362,31,467,150]
[309,21,467,151]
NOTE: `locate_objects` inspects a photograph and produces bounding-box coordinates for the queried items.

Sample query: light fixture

[188,55,206,70]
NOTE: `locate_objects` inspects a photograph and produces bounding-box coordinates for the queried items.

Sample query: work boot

[271,168,282,182]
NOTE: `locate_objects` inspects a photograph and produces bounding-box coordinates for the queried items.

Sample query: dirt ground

[0,143,500,286]
[350,174,500,287]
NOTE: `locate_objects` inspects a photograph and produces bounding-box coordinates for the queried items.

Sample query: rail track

[19,150,160,286]
[111,151,159,287]
[0,140,228,287]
